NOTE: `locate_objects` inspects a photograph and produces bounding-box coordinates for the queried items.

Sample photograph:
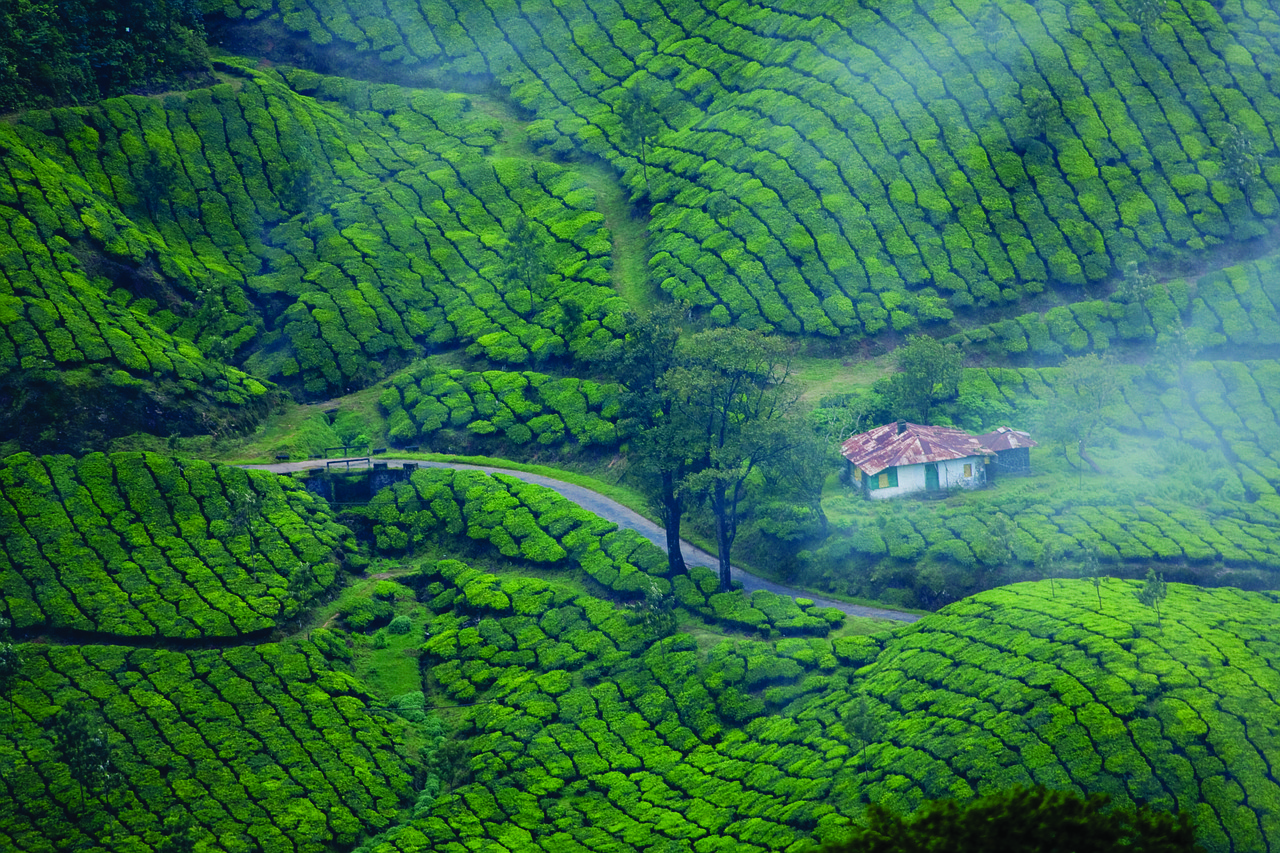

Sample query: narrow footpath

[242,458,921,623]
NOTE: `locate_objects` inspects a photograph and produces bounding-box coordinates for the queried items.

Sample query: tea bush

[0,638,417,853]
[202,0,1280,335]
[0,451,352,638]
[380,363,624,450]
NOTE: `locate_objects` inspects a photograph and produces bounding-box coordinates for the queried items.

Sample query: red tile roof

[841,422,990,475]
[975,426,1038,452]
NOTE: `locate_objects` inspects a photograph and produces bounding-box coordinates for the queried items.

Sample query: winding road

[241,458,920,623]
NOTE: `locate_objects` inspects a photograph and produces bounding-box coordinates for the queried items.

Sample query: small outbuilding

[975,426,1037,481]
[841,421,1036,499]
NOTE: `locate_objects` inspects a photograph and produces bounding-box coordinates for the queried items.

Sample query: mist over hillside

[2,1,1280,851]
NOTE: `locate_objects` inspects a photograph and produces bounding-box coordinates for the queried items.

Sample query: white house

[840,421,1035,499]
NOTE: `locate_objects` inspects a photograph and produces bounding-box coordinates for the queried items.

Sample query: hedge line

[3,61,625,401]
[960,359,1280,509]
[380,362,624,449]
[949,248,1280,358]
[204,0,1280,334]
[0,451,352,638]
[353,563,1279,853]
[839,581,1280,853]
[0,638,416,853]
[362,467,843,636]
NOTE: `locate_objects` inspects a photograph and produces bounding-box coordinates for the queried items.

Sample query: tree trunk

[714,490,733,591]
[660,473,687,576]
[1077,440,1103,474]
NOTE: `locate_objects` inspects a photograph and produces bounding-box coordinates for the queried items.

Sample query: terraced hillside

[344,566,1280,853]
[0,638,422,853]
[0,452,351,638]
[362,466,847,634]
[0,60,628,446]
[380,363,625,450]
[947,243,1280,357]
[206,0,1280,336]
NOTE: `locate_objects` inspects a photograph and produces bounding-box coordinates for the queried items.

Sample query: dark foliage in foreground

[826,785,1200,853]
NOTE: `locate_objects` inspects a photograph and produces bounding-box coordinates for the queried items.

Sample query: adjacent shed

[976,426,1038,481]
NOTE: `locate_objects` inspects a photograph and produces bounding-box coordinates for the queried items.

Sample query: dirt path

[242,458,921,623]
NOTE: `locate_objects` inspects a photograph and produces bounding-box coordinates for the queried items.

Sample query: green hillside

[0,62,626,446]
[0,638,422,853]
[5,0,1280,850]
[205,0,1280,334]
[0,452,351,638]
[324,569,1280,853]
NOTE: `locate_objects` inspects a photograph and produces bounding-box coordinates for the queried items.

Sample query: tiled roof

[840,422,990,475]
[975,426,1038,452]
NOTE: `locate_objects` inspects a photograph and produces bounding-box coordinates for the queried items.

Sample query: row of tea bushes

[0,638,416,853]
[206,0,1280,334]
[379,363,624,449]
[949,249,1280,358]
[0,136,271,443]
[4,61,625,399]
[833,582,1280,853]
[356,562,1280,852]
[961,359,1280,508]
[0,452,352,638]
[362,467,843,635]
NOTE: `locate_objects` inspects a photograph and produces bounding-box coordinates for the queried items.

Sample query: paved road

[241,458,921,623]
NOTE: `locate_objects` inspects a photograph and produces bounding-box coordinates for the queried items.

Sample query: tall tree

[1137,568,1168,629]
[1082,545,1104,610]
[501,215,553,318]
[1221,123,1259,193]
[48,701,115,808]
[1040,353,1123,474]
[841,692,884,785]
[603,307,691,575]
[889,335,962,424]
[667,328,815,590]
[1034,540,1060,599]
[618,82,663,198]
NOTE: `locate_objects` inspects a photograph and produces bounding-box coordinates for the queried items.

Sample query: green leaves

[0,452,350,637]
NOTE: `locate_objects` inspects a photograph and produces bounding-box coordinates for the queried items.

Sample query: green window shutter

[887,468,898,487]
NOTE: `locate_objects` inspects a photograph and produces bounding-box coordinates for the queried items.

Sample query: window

[870,468,898,490]
[964,463,972,477]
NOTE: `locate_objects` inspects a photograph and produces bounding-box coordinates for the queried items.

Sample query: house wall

[937,456,985,490]
[867,463,926,499]
[867,456,985,500]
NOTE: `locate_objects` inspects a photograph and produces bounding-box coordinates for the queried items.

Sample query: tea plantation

[0,59,626,443]
[332,563,1280,853]
[0,638,421,853]
[947,244,1280,358]
[205,0,1280,335]
[6,0,1280,850]
[0,452,351,638]
[362,466,846,635]
[380,363,625,450]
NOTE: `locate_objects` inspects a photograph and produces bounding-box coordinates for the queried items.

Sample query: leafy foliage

[202,0,1280,334]
[0,452,351,637]
[379,363,624,451]
[825,785,1199,853]
[0,639,418,852]
[0,0,212,111]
